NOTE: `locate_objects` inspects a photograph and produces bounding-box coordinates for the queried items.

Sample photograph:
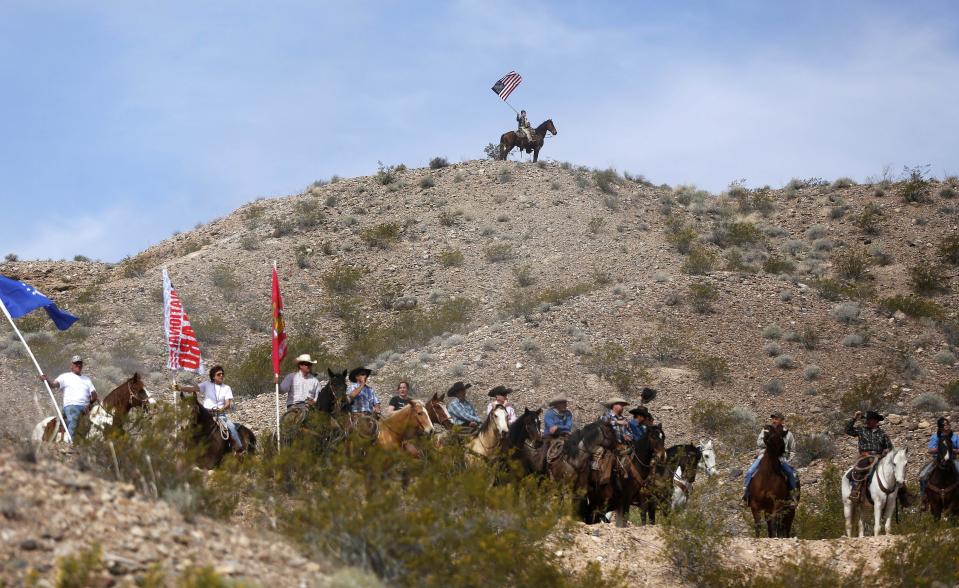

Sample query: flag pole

[0,298,71,443]
[503,99,519,115]
[273,260,281,452]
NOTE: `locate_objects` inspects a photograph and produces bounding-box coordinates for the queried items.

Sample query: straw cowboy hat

[602,397,630,409]
[295,354,318,365]
[548,396,569,406]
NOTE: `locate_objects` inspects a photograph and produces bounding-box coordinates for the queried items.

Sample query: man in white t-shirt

[175,365,244,453]
[39,355,97,441]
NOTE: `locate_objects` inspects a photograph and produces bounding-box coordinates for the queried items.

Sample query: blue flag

[0,274,78,330]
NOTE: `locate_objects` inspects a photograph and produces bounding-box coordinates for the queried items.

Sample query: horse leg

[533,146,540,163]
[751,508,763,538]
[843,497,853,538]
[873,495,884,537]
[615,504,628,528]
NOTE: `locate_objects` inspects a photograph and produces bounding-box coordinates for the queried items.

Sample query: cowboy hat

[447,381,472,396]
[770,411,785,420]
[488,385,513,397]
[640,387,658,404]
[295,354,318,365]
[865,410,884,422]
[348,367,373,383]
[629,406,651,418]
[603,397,630,409]
[70,355,84,364]
[548,396,569,406]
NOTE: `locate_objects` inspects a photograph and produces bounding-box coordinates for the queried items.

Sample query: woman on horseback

[919,417,959,499]
[175,365,245,454]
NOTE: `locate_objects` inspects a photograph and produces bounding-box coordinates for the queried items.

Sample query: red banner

[271,266,287,375]
[162,268,204,373]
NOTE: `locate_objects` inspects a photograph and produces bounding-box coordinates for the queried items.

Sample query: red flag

[162,268,204,373]
[271,266,287,375]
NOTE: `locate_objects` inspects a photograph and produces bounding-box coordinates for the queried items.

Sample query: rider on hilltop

[516,109,533,143]
[743,412,799,503]
[845,410,893,500]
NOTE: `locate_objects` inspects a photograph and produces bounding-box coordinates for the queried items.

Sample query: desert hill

[1,158,957,584]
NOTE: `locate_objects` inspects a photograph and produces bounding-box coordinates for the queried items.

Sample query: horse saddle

[545,438,567,464]
[848,455,879,502]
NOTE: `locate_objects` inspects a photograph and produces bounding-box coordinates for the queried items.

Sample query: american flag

[491,71,522,101]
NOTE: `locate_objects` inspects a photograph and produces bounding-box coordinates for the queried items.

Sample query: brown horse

[424,392,454,429]
[376,400,435,457]
[630,425,668,525]
[748,424,796,537]
[499,119,558,162]
[179,390,257,469]
[270,369,350,451]
[32,373,154,443]
[926,435,959,520]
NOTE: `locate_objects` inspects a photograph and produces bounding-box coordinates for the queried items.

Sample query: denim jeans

[217,414,243,450]
[744,456,797,492]
[63,405,84,440]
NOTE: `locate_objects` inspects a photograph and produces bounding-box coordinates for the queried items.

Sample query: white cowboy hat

[602,397,630,409]
[295,354,318,365]
[548,396,569,406]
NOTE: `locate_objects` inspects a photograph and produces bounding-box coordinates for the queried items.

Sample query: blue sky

[2,1,958,262]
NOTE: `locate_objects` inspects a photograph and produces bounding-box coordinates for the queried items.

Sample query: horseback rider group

[743,412,799,503]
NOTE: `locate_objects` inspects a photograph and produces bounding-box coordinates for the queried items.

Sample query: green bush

[909,262,949,296]
[376,161,400,185]
[294,199,324,230]
[946,380,959,405]
[583,341,648,395]
[940,235,959,265]
[762,255,795,275]
[361,222,402,249]
[813,278,875,301]
[419,175,435,189]
[659,492,739,587]
[347,298,476,363]
[322,264,360,295]
[688,281,719,313]
[899,166,930,203]
[439,249,464,267]
[839,370,894,413]
[875,527,959,586]
[878,295,945,319]
[751,548,862,588]
[587,216,605,235]
[55,543,103,588]
[120,255,150,278]
[681,246,716,275]
[793,464,845,539]
[211,265,239,301]
[500,282,595,318]
[726,221,765,247]
[854,202,883,235]
[691,355,730,388]
[592,167,621,194]
[833,247,870,281]
[484,243,513,262]
[429,156,449,169]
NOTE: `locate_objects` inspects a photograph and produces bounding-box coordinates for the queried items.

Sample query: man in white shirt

[175,365,244,453]
[40,355,97,441]
[278,354,322,409]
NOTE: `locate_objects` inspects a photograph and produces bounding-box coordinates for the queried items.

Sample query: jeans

[63,405,84,441]
[919,460,959,495]
[744,456,797,492]
[217,414,243,450]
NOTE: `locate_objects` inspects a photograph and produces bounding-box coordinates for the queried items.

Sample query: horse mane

[534,120,552,135]
[508,409,536,446]
[101,373,140,410]
[479,404,506,433]
[565,420,611,454]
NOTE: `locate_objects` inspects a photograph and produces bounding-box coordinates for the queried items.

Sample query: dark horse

[499,119,558,163]
[271,368,349,450]
[505,407,543,475]
[180,391,257,469]
[926,436,959,520]
[748,424,795,538]
[629,425,668,526]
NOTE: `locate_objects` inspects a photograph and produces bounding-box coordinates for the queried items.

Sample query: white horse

[670,440,718,511]
[842,448,908,537]
[466,404,510,464]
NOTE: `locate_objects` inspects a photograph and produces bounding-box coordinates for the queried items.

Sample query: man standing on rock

[40,355,97,442]
[278,354,321,409]
[845,410,893,500]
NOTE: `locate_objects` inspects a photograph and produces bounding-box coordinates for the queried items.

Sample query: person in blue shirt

[543,396,573,438]
[446,381,482,428]
[628,406,652,442]
[346,367,380,415]
[919,416,959,499]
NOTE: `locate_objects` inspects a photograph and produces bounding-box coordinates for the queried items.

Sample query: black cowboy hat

[640,387,658,404]
[348,367,373,383]
[865,410,884,422]
[447,381,472,396]
[629,406,651,418]
[770,411,785,420]
[488,385,513,398]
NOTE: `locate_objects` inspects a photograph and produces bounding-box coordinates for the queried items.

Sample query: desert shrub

[691,355,730,388]
[875,527,959,587]
[854,202,884,235]
[666,223,698,254]
[484,243,513,262]
[513,264,535,287]
[322,264,360,295]
[681,246,716,275]
[946,380,959,405]
[500,282,594,318]
[775,355,796,369]
[813,278,874,302]
[794,433,837,467]
[439,249,464,267]
[361,222,401,249]
[763,255,795,275]
[828,203,849,219]
[587,216,605,235]
[831,177,857,189]
[724,221,765,248]
[438,209,460,227]
[783,239,805,255]
[239,233,258,251]
[375,161,400,185]
[842,333,865,347]
[762,325,782,339]
[909,262,949,296]
[294,199,324,230]
[583,341,647,395]
[799,326,819,350]
[805,224,829,240]
[3,252,18,262]
[934,350,956,365]
[191,316,229,346]
[794,465,846,539]
[647,331,686,364]
[892,343,922,381]
[210,265,239,301]
[764,342,781,357]
[803,365,821,381]
[911,392,949,412]
[833,247,870,281]
[429,156,449,169]
[899,165,930,203]
[940,235,959,265]
[271,218,294,237]
[839,370,893,413]
[830,301,862,325]
[418,176,435,189]
[762,379,784,395]
[120,255,149,278]
[659,490,738,587]
[688,281,718,313]
[867,243,892,265]
[498,168,513,183]
[483,143,499,160]
[592,167,621,194]
[811,238,834,253]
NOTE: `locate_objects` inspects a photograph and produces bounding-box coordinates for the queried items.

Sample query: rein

[875,455,901,496]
